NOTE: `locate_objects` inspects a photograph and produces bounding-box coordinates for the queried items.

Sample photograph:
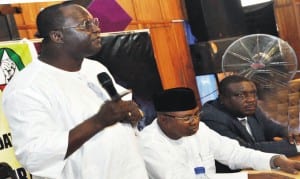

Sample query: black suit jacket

[201,99,298,173]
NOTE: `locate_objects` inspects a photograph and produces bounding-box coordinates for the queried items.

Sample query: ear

[157,114,168,124]
[157,114,170,130]
[219,94,225,104]
[49,30,64,43]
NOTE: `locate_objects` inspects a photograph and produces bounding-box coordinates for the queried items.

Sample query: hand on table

[274,155,300,174]
[288,133,300,145]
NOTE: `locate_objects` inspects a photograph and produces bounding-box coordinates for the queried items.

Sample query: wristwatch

[270,154,286,169]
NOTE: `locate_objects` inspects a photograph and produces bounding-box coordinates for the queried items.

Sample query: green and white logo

[0,48,25,85]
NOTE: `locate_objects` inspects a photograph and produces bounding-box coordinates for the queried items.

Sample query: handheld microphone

[97,72,131,101]
[97,72,144,125]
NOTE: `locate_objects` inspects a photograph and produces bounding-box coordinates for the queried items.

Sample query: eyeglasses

[162,111,201,123]
[231,91,257,100]
[62,18,100,31]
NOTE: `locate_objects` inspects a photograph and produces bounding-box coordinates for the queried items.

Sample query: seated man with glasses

[139,87,300,179]
[201,75,300,173]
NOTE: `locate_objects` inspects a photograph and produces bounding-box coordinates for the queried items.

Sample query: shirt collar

[237,117,247,122]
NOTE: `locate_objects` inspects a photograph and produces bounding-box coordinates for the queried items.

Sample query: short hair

[36,2,73,40]
[219,75,253,95]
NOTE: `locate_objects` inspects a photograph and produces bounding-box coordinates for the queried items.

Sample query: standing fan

[222,34,298,89]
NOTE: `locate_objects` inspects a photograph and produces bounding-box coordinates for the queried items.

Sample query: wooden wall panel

[118,0,199,102]
[158,0,185,19]
[13,2,61,39]
[130,0,165,21]
[274,0,300,71]
[150,25,181,87]
[116,0,136,18]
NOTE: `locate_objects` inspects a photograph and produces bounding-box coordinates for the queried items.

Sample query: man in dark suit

[201,75,300,173]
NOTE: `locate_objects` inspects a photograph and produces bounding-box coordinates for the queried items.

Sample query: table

[247,170,300,178]
[245,155,300,179]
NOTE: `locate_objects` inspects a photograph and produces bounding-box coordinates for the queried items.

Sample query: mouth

[92,37,102,46]
[94,36,101,42]
[189,124,199,133]
[244,105,256,113]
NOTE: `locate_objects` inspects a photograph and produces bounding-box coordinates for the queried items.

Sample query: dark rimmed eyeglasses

[62,18,100,31]
[162,111,201,123]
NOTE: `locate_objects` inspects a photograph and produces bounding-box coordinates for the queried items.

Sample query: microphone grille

[97,72,112,86]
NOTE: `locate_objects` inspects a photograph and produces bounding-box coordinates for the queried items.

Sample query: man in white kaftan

[2,3,148,179]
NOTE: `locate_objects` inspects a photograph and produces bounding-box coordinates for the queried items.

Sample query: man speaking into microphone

[2,2,148,179]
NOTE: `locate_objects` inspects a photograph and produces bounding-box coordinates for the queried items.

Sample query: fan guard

[222,34,298,88]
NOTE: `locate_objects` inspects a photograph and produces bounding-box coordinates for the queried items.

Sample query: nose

[91,24,101,33]
[190,115,200,125]
[245,95,256,102]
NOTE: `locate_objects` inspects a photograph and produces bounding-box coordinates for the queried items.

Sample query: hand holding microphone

[97,72,144,127]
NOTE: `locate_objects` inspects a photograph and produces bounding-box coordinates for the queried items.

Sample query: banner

[0,39,36,90]
[0,39,36,179]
